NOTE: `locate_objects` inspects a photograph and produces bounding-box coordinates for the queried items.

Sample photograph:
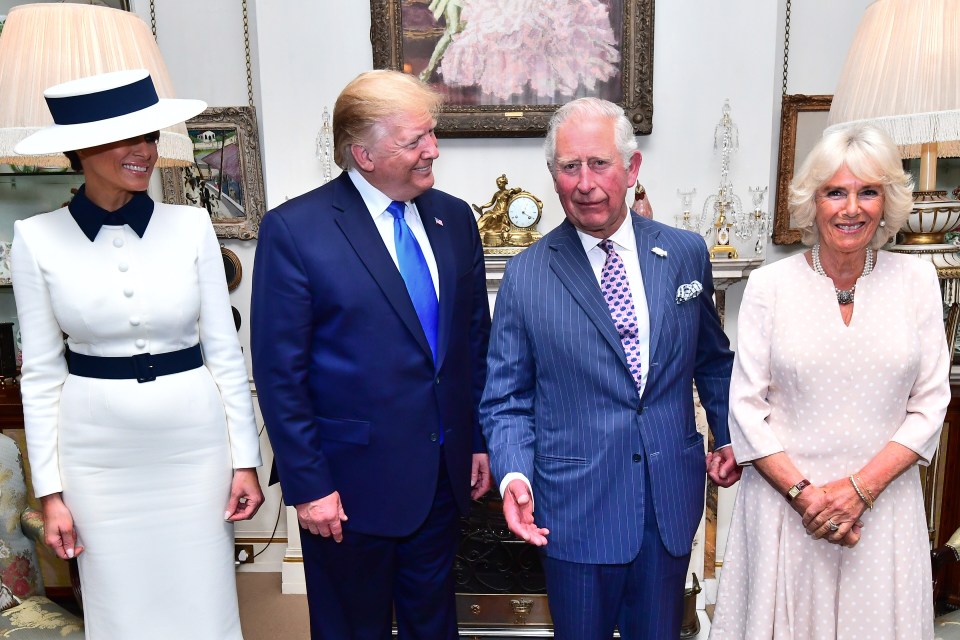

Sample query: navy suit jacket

[480,213,733,563]
[251,172,490,537]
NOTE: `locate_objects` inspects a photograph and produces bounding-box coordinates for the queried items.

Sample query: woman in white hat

[12,69,263,639]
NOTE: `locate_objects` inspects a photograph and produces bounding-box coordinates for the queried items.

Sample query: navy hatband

[45,75,159,126]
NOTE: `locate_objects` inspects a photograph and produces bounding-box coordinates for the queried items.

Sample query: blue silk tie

[387,201,439,362]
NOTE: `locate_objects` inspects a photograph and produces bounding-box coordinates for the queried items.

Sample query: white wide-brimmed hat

[14,69,206,155]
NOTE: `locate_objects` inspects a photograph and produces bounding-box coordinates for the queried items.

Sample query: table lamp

[0,3,195,168]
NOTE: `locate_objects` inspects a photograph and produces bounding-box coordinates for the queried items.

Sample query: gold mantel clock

[473,174,543,255]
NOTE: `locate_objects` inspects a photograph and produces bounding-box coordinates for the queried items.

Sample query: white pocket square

[675,280,703,304]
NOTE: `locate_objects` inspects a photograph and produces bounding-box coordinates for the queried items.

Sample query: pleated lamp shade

[826,0,960,169]
[0,3,195,168]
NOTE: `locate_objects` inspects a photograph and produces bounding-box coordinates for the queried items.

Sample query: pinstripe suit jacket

[480,213,733,563]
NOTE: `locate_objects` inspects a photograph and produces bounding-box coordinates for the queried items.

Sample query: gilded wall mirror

[773,94,832,245]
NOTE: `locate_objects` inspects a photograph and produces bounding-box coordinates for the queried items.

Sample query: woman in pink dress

[711,124,949,639]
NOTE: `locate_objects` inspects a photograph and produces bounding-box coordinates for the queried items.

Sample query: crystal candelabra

[696,100,769,259]
[701,101,740,258]
[675,188,704,232]
[316,107,333,184]
[747,186,772,257]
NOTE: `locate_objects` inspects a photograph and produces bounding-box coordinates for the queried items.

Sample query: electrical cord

[245,419,281,560]
[252,492,283,560]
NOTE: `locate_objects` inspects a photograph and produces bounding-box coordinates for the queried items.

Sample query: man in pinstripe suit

[480,98,741,639]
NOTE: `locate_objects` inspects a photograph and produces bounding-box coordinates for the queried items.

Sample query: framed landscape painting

[160,107,265,240]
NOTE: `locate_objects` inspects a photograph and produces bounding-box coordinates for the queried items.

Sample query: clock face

[508,195,540,229]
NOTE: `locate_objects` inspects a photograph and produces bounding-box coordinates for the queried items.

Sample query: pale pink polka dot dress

[711,252,950,640]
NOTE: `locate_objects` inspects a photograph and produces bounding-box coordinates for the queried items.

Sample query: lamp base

[886,242,960,271]
[898,194,960,241]
[887,201,960,357]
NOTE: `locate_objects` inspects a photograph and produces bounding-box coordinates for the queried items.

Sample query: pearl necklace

[812,243,874,305]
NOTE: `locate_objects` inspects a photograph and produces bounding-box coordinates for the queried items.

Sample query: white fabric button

[135,339,146,349]
[129,316,141,326]
[113,238,124,248]
[118,262,129,272]
[124,288,134,298]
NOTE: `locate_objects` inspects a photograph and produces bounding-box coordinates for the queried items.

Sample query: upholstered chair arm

[20,507,44,543]
[19,506,84,612]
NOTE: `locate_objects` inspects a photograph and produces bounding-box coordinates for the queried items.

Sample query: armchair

[0,432,83,637]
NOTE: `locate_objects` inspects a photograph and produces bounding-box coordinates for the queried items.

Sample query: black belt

[66,344,203,383]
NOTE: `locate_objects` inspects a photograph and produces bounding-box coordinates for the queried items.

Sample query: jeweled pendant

[837,289,855,305]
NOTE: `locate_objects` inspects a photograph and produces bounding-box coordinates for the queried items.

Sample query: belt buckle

[132,352,156,383]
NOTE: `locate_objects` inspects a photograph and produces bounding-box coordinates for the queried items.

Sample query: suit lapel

[331,175,434,362]
[548,221,625,363]
[633,215,670,363]
[414,191,454,370]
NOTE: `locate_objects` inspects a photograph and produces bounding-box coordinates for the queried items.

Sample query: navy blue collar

[68,184,154,242]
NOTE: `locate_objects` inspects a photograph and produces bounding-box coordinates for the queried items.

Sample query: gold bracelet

[849,475,873,509]
[855,474,876,503]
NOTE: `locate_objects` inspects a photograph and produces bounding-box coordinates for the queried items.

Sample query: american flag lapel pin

[434,218,444,226]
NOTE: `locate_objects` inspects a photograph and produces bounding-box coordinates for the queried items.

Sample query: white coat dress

[12,198,262,639]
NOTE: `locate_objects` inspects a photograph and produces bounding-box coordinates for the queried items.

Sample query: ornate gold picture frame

[160,107,265,240]
[371,0,654,137]
[773,94,833,245]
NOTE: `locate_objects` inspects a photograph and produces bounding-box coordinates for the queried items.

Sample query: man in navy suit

[480,98,741,639]
[252,70,491,639]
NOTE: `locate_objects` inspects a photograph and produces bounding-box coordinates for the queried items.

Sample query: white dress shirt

[348,170,440,299]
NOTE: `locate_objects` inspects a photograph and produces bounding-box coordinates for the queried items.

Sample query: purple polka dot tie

[599,239,642,392]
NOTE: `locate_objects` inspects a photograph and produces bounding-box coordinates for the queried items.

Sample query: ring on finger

[827,518,840,532]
